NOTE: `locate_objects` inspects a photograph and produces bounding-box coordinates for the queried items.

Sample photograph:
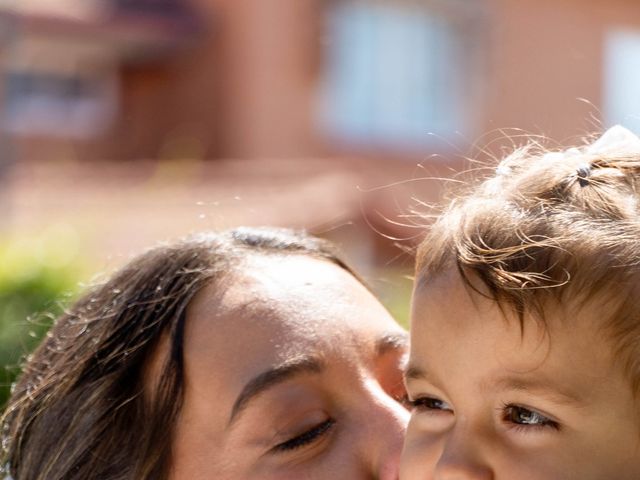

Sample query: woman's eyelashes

[501,404,560,431]
[272,418,336,453]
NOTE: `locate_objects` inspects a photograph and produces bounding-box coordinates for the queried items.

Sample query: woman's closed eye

[272,418,336,453]
[502,404,560,431]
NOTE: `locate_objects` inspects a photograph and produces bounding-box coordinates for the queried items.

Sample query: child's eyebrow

[403,364,428,382]
[404,365,586,407]
[487,374,586,406]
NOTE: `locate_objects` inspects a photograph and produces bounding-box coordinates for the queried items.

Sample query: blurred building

[2,0,640,163]
[2,0,640,269]
[0,0,197,161]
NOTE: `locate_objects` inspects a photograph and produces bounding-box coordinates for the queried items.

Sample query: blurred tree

[0,241,80,409]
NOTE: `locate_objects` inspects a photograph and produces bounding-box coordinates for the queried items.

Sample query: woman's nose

[433,426,493,480]
[361,381,410,480]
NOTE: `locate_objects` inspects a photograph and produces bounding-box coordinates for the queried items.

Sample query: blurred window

[318,0,474,153]
[604,29,640,133]
[3,71,116,138]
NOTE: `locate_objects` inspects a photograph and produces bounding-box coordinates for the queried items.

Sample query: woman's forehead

[191,255,395,334]
[184,254,401,373]
[174,255,404,427]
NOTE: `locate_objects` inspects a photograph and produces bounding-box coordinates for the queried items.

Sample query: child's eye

[272,419,335,452]
[503,405,560,430]
[407,395,453,413]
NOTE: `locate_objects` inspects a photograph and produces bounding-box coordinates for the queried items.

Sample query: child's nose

[434,426,493,480]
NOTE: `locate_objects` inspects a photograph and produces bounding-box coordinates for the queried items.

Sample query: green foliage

[0,238,80,409]
[373,268,414,330]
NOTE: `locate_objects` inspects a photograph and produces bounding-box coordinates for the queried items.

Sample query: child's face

[401,269,640,480]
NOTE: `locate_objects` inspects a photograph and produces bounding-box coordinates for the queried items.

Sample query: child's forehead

[413,265,619,334]
[411,268,621,379]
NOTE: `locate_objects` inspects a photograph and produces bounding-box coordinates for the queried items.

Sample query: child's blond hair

[416,126,640,393]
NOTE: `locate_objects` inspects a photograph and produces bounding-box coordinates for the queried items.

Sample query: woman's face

[169,254,409,479]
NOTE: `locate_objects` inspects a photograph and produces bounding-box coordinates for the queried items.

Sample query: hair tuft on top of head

[416,126,640,393]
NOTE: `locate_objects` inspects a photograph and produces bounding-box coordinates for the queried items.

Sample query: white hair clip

[587,125,640,155]
[542,148,581,164]
[495,163,511,176]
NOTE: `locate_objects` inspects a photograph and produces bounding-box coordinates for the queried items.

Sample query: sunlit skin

[168,255,410,479]
[401,269,640,480]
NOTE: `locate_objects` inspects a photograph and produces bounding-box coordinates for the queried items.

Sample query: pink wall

[484,0,640,143]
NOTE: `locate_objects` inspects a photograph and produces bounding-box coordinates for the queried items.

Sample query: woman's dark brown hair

[1,227,356,480]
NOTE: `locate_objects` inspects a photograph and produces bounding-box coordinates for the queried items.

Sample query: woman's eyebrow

[228,356,325,426]
[375,331,409,356]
